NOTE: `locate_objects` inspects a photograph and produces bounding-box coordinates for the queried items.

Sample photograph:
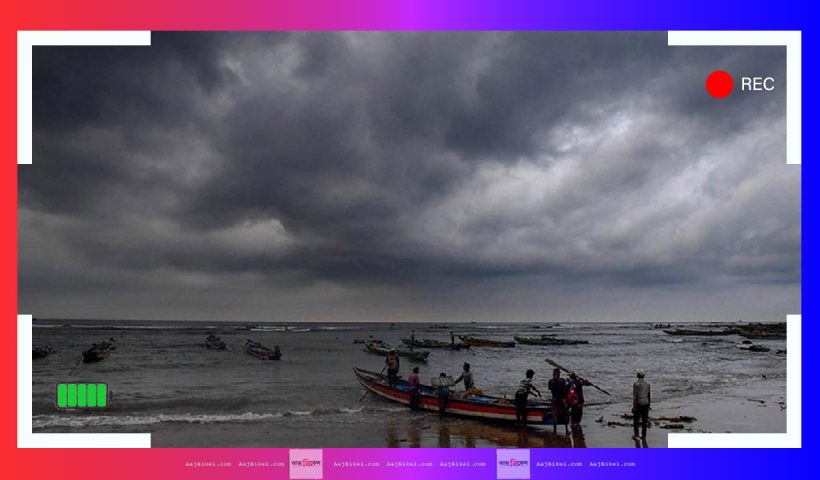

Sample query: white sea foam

[32,407,373,428]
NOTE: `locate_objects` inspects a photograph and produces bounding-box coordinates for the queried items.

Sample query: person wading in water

[385,350,400,387]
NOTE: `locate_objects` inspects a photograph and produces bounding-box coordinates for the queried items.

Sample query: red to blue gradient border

[1,1,815,479]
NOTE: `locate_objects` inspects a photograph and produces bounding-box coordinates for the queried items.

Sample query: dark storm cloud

[19,32,799,321]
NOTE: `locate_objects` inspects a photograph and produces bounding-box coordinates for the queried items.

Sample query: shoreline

[33,382,785,448]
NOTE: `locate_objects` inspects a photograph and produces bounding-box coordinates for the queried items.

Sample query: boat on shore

[402,338,469,350]
[205,335,227,350]
[737,343,771,352]
[82,339,115,363]
[353,367,552,425]
[244,340,281,360]
[736,323,786,339]
[514,336,588,346]
[363,342,430,362]
[458,335,515,348]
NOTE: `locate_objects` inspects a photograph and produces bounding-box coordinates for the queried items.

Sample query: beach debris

[600,413,696,431]
[620,413,696,423]
[606,421,633,428]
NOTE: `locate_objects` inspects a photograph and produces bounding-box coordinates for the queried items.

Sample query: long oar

[359,365,387,402]
[545,358,613,397]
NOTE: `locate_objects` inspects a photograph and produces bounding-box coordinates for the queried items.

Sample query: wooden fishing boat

[737,342,771,352]
[458,335,515,348]
[32,345,55,359]
[82,340,115,363]
[205,335,227,350]
[514,336,588,346]
[364,342,430,361]
[354,367,552,425]
[244,340,281,360]
[401,338,469,350]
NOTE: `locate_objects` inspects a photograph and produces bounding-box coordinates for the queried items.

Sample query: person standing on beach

[548,368,569,434]
[385,350,400,387]
[567,372,586,425]
[437,372,450,416]
[450,331,455,346]
[408,366,421,410]
[410,330,416,344]
[632,370,651,439]
[515,369,541,427]
[453,363,474,392]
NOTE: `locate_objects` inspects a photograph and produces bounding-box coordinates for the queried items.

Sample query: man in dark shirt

[548,368,569,434]
[385,351,400,387]
[567,372,586,425]
[408,366,421,410]
[453,363,475,392]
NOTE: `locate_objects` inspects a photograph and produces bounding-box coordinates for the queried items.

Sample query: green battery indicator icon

[56,383,108,408]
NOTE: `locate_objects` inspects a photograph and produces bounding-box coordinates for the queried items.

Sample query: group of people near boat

[513,368,586,432]
[395,359,475,413]
[383,354,652,439]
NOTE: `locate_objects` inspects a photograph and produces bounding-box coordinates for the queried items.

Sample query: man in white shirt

[632,370,651,439]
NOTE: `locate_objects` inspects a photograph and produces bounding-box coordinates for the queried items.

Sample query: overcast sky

[20,32,799,322]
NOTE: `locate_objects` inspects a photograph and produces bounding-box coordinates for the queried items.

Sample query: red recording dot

[706,70,734,98]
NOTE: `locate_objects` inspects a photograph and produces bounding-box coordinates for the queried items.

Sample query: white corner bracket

[667,31,801,166]
[667,30,801,448]
[17,31,152,165]
[17,30,152,448]
[18,315,151,448]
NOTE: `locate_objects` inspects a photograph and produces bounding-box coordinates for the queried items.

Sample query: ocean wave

[31,406,393,428]
[32,407,414,429]
[32,411,282,428]
[67,324,199,331]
